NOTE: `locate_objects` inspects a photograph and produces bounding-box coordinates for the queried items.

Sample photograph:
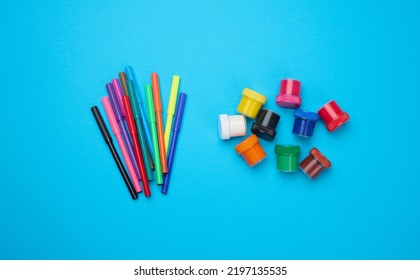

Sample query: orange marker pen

[151,73,168,173]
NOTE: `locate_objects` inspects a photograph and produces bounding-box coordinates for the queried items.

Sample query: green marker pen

[126,80,153,181]
[145,85,163,185]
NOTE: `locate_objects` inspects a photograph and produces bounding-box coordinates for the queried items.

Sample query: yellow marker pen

[164,75,180,152]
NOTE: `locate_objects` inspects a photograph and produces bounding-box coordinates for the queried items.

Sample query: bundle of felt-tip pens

[91,66,186,199]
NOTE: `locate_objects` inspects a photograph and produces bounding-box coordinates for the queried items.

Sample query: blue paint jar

[292,109,319,137]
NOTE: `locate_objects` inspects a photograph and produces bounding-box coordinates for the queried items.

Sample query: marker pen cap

[292,109,319,137]
[299,147,331,179]
[111,79,126,116]
[218,114,246,140]
[102,97,120,135]
[145,85,156,123]
[125,66,144,105]
[106,83,123,122]
[151,73,163,111]
[234,134,266,167]
[276,79,302,109]
[251,109,280,141]
[237,88,267,119]
[119,72,128,96]
[318,100,349,132]
[275,145,300,172]
[126,80,142,119]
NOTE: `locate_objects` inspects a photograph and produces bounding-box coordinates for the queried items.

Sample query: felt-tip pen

[102,96,142,193]
[162,93,186,194]
[91,106,138,199]
[122,96,151,197]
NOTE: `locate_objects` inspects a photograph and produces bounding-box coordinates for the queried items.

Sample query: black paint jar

[251,109,280,141]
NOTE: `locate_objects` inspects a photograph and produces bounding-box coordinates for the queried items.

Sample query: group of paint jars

[218,79,349,179]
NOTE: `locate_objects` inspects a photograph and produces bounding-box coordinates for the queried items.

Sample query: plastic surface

[151,73,168,173]
[4,0,420,261]
[275,145,300,172]
[237,88,267,119]
[293,109,319,137]
[145,85,163,185]
[164,75,180,151]
[234,134,266,167]
[299,147,331,179]
[162,93,186,194]
[126,80,153,181]
[122,96,151,196]
[218,114,246,140]
[276,79,302,108]
[125,66,154,156]
[318,100,350,132]
[251,109,280,141]
[91,106,138,200]
[102,97,142,193]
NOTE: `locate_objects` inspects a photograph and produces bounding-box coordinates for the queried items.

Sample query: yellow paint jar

[236,88,267,119]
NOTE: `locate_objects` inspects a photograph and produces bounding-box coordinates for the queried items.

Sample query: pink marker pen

[102,96,142,193]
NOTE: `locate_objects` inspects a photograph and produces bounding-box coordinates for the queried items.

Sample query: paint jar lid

[242,88,267,104]
[218,114,246,140]
[294,109,319,121]
[235,134,259,154]
[310,147,331,169]
[218,114,230,139]
[251,109,280,141]
[275,145,300,156]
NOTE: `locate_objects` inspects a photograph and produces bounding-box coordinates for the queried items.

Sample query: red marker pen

[122,95,151,197]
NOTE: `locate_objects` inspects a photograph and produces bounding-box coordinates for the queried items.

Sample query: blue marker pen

[125,66,154,154]
[162,93,186,194]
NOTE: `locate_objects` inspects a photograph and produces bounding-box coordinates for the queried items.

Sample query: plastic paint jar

[299,147,331,179]
[251,109,280,141]
[218,114,247,140]
[276,79,302,108]
[292,109,319,137]
[274,145,300,172]
[235,134,266,167]
[318,100,349,132]
[237,88,267,119]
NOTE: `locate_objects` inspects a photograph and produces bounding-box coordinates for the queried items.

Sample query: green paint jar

[275,145,300,172]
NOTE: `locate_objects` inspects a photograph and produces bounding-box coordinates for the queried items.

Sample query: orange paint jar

[234,134,266,167]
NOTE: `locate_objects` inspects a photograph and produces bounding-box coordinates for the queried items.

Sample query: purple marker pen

[106,83,141,180]
[112,79,126,117]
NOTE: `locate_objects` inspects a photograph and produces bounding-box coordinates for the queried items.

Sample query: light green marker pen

[164,75,180,152]
[145,85,163,185]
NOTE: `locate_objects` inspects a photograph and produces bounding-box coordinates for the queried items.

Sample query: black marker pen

[91,106,138,199]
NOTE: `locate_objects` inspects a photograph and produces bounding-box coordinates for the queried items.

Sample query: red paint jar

[318,100,349,132]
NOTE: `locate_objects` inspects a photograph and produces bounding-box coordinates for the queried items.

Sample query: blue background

[1,0,419,259]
